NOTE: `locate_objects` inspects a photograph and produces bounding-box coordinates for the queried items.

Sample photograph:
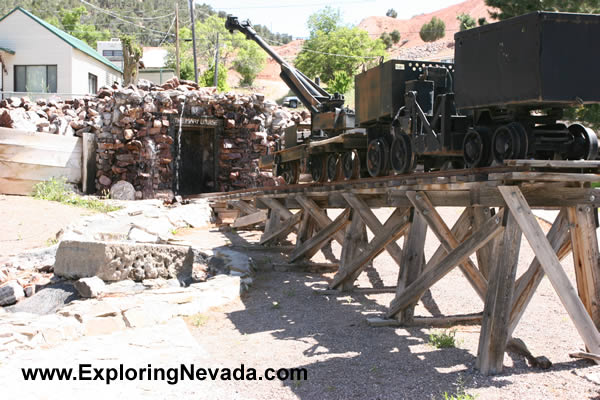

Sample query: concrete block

[73,277,106,298]
[54,240,193,282]
[0,281,25,306]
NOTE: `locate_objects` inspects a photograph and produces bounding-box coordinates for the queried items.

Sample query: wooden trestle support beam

[208,162,600,375]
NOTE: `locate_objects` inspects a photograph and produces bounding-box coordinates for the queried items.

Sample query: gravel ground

[184,208,600,400]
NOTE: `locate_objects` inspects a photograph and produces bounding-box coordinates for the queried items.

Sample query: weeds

[429,329,457,349]
[190,313,209,327]
[32,177,121,213]
[46,237,59,246]
[440,375,476,400]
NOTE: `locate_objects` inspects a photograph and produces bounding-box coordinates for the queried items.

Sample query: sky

[197,0,466,38]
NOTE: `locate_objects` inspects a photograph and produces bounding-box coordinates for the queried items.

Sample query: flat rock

[73,276,106,298]
[54,240,193,282]
[0,281,25,306]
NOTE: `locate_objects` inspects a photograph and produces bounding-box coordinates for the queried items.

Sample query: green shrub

[428,329,457,348]
[32,177,121,213]
[420,17,446,42]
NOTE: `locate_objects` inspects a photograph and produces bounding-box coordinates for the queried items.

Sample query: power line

[78,0,174,21]
[159,16,177,46]
[211,0,375,9]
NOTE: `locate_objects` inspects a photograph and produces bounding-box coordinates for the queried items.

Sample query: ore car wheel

[463,127,491,168]
[492,122,528,163]
[309,156,326,183]
[325,153,340,182]
[367,138,389,177]
[342,150,360,180]
[567,124,599,160]
[279,161,299,185]
[390,133,415,174]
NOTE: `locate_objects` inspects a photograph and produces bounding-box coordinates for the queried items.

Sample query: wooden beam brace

[473,206,495,279]
[508,209,571,337]
[498,185,600,358]
[229,200,259,215]
[407,192,488,301]
[338,211,369,291]
[259,211,302,245]
[342,192,404,267]
[568,205,600,330]
[289,208,351,262]
[395,210,428,322]
[476,211,522,375]
[258,198,293,219]
[426,208,473,268]
[330,208,411,289]
[295,194,346,245]
[387,210,504,319]
[232,210,268,228]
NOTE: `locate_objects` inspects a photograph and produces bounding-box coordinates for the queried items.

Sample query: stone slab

[54,240,193,282]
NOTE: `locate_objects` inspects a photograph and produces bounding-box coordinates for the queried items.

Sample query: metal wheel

[342,150,361,180]
[463,127,491,168]
[309,156,326,183]
[325,153,340,182]
[492,122,528,163]
[567,124,599,160]
[278,161,299,185]
[366,138,389,177]
[390,132,415,174]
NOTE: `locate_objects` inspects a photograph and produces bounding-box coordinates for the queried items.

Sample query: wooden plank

[567,205,600,330]
[294,210,311,249]
[0,127,82,150]
[508,209,571,337]
[368,313,482,327]
[258,198,294,219]
[331,208,411,289]
[569,351,600,362]
[476,211,522,375]
[261,208,281,243]
[0,160,80,182]
[395,210,428,322]
[387,210,504,318]
[259,211,302,245]
[0,142,82,168]
[504,159,600,168]
[229,200,259,215]
[295,194,345,245]
[426,208,473,269]
[82,132,96,194]
[490,172,600,182]
[339,211,369,291]
[342,192,404,268]
[232,210,268,228]
[315,287,397,295]
[473,206,495,279]
[407,193,488,301]
[498,185,600,359]
[289,208,350,262]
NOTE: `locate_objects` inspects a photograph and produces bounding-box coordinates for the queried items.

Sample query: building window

[102,50,123,57]
[14,65,57,93]
[88,73,98,94]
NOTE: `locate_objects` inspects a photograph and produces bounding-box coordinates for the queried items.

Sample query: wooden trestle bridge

[205,160,600,375]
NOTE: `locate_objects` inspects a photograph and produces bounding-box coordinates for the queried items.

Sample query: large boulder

[110,180,136,201]
[54,241,193,282]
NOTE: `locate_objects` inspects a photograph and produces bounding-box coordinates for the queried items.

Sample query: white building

[97,38,124,70]
[0,7,122,98]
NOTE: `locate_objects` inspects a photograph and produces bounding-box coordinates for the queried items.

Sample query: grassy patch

[429,329,457,349]
[189,313,209,327]
[32,177,121,213]
[441,390,476,400]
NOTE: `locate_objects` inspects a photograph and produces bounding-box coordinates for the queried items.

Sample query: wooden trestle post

[338,210,368,291]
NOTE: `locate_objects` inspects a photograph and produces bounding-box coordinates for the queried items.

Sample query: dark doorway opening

[178,127,218,195]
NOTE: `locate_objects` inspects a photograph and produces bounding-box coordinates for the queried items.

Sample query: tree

[485,0,600,20]
[121,35,142,86]
[478,17,488,26]
[328,71,353,95]
[46,6,110,48]
[380,32,393,49]
[295,8,386,85]
[457,13,477,31]
[233,43,266,86]
[390,30,401,44]
[386,9,398,18]
[201,63,229,92]
[419,17,445,42]
[307,6,341,36]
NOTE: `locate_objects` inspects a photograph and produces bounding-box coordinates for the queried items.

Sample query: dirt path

[185,208,600,400]
[0,195,92,257]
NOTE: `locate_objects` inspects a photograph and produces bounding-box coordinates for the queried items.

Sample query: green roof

[0,47,15,54]
[0,7,122,73]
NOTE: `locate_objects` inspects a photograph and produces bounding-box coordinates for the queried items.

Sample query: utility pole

[188,0,198,83]
[213,33,219,87]
[175,1,180,79]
